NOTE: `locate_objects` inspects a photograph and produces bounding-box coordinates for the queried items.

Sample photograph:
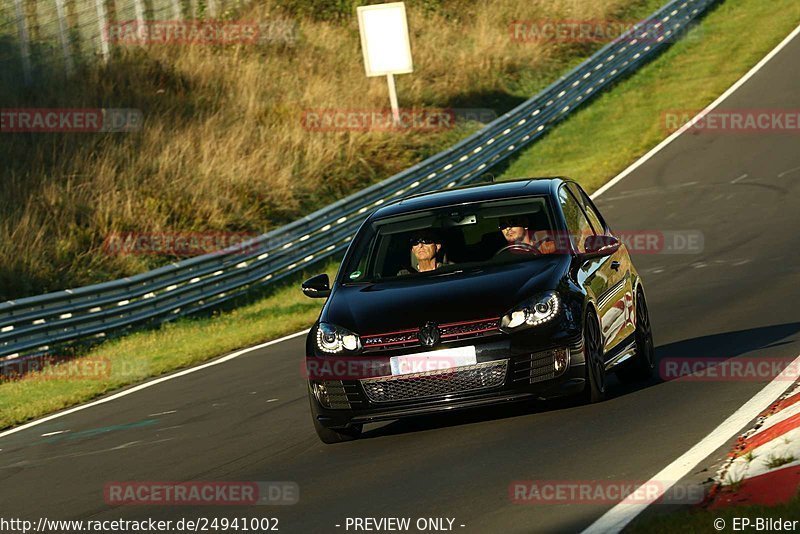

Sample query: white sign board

[357,3,413,77]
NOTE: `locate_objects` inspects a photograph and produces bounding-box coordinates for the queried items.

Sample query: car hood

[323,256,569,335]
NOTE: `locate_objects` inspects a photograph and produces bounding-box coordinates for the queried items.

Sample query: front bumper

[307,325,585,430]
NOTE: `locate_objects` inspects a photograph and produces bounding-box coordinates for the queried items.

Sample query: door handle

[611,261,621,271]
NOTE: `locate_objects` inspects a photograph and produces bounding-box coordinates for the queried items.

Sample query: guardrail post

[171,0,182,20]
[94,0,111,63]
[132,0,146,46]
[132,0,146,26]
[12,0,32,86]
[54,0,75,77]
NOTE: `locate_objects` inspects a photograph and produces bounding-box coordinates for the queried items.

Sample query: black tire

[616,288,655,384]
[309,395,362,444]
[582,310,606,403]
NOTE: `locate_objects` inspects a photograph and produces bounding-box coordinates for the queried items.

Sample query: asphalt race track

[1,29,799,534]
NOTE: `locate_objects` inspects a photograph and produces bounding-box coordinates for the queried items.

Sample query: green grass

[499,0,800,193]
[629,496,800,533]
[764,454,797,470]
[2,0,800,432]
[0,262,336,429]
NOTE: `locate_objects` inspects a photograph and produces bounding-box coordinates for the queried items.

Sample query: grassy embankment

[0,0,659,299]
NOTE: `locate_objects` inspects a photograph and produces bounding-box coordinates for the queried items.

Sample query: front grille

[361,318,500,351]
[361,330,419,350]
[360,360,508,403]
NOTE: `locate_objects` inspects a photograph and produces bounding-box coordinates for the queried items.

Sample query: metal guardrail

[0,0,293,86]
[0,0,715,361]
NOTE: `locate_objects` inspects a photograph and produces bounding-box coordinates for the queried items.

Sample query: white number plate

[390,346,477,376]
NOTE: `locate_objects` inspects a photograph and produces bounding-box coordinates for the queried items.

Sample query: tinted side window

[558,186,596,253]
[568,183,606,235]
[339,225,376,282]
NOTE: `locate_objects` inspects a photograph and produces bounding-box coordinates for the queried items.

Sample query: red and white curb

[706,381,800,508]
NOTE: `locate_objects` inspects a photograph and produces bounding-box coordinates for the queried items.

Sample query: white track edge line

[0,329,309,439]
[582,355,800,534]
[581,21,800,533]
[583,22,800,533]
[591,22,800,200]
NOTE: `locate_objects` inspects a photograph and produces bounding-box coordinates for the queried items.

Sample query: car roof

[370,177,569,219]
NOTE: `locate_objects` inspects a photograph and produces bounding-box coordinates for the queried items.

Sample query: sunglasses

[409,237,436,246]
[497,219,524,230]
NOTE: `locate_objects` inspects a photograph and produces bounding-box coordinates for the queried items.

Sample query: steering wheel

[494,242,541,257]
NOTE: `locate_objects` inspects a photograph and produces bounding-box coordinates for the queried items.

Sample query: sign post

[357,3,413,126]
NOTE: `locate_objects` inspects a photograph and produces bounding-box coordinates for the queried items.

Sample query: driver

[497,216,556,254]
[398,230,450,275]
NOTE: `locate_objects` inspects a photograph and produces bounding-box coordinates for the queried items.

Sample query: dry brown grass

[0,0,660,299]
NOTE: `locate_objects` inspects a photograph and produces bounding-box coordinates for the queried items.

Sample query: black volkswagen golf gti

[302,177,654,443]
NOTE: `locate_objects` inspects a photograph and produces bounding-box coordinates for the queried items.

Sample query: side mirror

[582,235,621,258]
[302,274,331,298]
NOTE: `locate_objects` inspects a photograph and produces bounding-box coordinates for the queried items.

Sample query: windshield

[340,196,559,284]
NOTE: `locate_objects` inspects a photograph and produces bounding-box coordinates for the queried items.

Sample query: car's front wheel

[582,310,606,403]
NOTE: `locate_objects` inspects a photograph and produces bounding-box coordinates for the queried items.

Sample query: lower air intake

[360,360,508,403]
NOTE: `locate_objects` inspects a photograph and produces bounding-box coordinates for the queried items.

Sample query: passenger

[398,230,449,275]
[497,216,556,254]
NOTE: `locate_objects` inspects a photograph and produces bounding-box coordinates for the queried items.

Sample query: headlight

[500,291,561,331]
[316,323,361,353]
